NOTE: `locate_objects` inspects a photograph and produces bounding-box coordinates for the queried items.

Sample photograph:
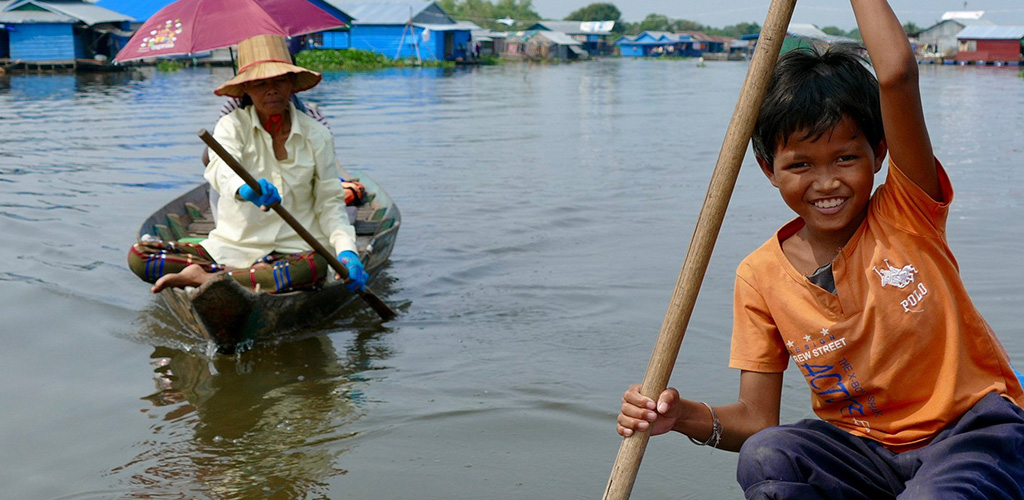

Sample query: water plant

[156,59,184,72]
[295,49,454,71]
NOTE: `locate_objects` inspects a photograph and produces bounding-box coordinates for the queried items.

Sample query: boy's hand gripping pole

[199,129,397,321]
[601,0,797,498]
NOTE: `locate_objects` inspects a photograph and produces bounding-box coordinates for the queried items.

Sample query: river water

[1,59,1022,499]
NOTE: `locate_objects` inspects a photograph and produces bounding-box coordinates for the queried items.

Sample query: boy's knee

[737,427,804,489]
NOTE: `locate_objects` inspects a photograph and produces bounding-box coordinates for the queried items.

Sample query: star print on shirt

[804,335,812,342]
[787,340,795,349]
[821,328,830,336]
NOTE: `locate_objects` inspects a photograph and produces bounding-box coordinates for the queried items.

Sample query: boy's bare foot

[152,264,216,293]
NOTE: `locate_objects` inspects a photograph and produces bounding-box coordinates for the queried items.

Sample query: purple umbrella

[115,0,348,62]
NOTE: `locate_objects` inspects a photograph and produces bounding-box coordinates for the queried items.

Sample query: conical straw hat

[214,34,321,97]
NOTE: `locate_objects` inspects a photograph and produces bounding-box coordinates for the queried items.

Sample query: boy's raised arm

[851,0,941,200]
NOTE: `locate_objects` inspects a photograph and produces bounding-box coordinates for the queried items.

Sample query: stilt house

[318,1,470,61]
[524,20,615,56]
[915,11,993,61]
[955,25,1024,65]
[0,0,132,64]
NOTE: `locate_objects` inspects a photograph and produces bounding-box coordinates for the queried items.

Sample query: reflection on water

[0,71,143,99]
[108,331,391,498]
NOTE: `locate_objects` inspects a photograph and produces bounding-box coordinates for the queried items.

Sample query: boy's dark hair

[752,43,884,169]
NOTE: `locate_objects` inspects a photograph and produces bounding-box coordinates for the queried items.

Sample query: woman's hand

[238,178,282,211]
[336,250,368,292]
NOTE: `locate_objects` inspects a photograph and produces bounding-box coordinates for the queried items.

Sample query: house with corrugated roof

[524,20,615,56]
[504,30,588,60]
[0,0,132,67]
[916,11,993,60]
[316,1,470,61]
[955,25,1024,65]
[470,27,506,57]
[614,31,693,58]
[676,31,732,57]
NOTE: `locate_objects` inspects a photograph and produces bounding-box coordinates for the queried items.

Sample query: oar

[199,129,398,321]
[601,1,797,498]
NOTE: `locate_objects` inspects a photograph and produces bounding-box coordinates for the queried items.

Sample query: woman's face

[243,74,295,116]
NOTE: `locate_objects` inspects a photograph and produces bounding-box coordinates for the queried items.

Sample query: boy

[615,1,1024,498]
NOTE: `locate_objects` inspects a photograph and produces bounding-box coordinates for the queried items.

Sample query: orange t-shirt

[729,160,1023,450]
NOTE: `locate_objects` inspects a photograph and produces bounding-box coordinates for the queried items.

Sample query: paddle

[601,1,797,498]
[199,129,398,321]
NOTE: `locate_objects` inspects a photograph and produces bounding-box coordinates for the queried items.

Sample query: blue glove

[238,178,282,208]
[338,250,368,292]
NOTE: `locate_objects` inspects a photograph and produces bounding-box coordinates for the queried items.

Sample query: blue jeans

[737,392,1024,500]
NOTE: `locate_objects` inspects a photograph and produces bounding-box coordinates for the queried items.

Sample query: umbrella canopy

[114,0,349,62]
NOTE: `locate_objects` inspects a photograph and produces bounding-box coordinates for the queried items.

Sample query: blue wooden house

[318,1,470,61]
[0,0,132,63]
[91,0,159,27]
[615,31,693,57]
[676,31,732,57]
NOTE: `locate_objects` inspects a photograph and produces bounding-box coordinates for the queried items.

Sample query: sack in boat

[343,181,366,206]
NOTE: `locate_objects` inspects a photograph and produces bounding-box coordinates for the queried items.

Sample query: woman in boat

[201,46,366,208]
[204,95,366,208]
[128,34,368,294]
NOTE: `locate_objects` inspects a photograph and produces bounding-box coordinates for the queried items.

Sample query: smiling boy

[615,1,1024,498]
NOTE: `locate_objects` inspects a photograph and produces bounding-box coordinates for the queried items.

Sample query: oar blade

[360,289,398,321]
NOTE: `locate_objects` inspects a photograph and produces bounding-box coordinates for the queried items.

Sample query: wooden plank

[354,220,381,235]
[187,221,215,237]
[184,202,205,220]
[154,224,174,242]
[166,213,190,240]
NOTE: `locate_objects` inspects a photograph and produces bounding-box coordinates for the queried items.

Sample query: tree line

[436,1,939,40]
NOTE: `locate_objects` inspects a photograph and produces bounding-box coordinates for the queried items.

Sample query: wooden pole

[199,129,398,321]
[601,1,796,498]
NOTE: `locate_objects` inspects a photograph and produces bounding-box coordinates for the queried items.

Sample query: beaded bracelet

[687,401,722,449]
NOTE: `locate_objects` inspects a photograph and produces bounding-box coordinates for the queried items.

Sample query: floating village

[1,1,1022,74]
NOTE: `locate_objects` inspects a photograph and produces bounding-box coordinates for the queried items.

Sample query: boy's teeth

[814,198,843,208]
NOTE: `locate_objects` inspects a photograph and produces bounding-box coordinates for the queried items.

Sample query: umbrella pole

[229,46,237,74]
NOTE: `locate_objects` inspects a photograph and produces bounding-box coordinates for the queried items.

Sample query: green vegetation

[432,1,913,45]
[617,14,762,38]
[556,2,762,38]
[295,49,454,71]
[902,21,922,35]
[437,0,541,31]
[478,55,506,65]
[565,3,624,32]
[156,59,184,72]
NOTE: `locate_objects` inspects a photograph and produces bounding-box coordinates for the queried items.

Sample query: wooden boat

[136,172,400,353]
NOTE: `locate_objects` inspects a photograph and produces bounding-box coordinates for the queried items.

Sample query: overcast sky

[532,0,1024,30]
